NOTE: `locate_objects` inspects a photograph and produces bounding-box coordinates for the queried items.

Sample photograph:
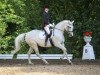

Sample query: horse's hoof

[45,62,49,65]
[69,62,73,65]
[29,62,34,65]
[60,57,64,60]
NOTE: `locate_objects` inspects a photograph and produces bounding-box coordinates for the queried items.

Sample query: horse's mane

[55,20,69,27]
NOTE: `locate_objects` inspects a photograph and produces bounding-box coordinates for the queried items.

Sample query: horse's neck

[55,25,62,30]
[54,29,64,35]
[54,28,64,42]
[55,22,65,31]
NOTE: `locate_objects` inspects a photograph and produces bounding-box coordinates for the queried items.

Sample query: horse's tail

[11,33,26,55]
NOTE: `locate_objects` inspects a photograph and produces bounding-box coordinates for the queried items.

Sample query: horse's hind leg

[11,47,20,55]
[32,44,49,64]
[28,47,34,64]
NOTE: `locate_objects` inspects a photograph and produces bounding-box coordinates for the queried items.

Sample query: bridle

[52,26,73,36]
[67,31,73,33]
[53,27,73,33]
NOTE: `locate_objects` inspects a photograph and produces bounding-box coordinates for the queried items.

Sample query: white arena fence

[0,54,73,59]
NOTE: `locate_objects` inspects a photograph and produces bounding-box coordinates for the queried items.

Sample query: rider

[42,6,52,46]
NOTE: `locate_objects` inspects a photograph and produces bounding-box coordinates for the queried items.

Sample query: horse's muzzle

[68,32,73,37]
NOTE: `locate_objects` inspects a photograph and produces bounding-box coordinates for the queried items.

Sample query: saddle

[39,29,53,39]
[39,29,54,46]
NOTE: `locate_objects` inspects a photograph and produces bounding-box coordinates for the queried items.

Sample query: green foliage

[0,0,25,52]
[0,20,6,36]
[0,0,100,58]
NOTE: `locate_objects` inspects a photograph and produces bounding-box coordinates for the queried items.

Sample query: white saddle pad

[39,31,46,39]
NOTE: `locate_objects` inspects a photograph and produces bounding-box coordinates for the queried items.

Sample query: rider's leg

[45,35,49,46]
[45,31,52,46]
[44,25,50,34]
[44,25,50,46]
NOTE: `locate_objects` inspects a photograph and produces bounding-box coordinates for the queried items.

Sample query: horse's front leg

[55,42,72,64]
[60,43,66,60]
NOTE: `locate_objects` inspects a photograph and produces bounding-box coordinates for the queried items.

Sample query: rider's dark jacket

[42,11,52,28]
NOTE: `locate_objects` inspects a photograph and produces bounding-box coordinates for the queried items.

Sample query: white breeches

[44,25,50,35]
[44,24,54,35]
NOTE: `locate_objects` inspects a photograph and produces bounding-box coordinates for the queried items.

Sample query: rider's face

[45,8,49,13]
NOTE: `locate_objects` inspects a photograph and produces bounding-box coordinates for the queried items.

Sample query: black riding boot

[44,30,52,46]
[45,34,49,46]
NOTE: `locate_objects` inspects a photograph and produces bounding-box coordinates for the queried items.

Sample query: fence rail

[0,54,73,59]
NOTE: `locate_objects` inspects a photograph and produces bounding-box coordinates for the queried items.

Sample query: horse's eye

[69,27,71,28]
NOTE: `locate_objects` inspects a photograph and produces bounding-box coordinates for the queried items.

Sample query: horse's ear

[71,20,74,23]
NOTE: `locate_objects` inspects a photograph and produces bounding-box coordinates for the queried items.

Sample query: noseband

[67,31,73,33]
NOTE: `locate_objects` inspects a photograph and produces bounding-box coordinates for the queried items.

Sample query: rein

[54,28,64,32]
[52,27,73,36]
[52,27,64,36]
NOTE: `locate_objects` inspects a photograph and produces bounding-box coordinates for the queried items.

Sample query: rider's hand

[49,24,54,27]
[52,23,55,26]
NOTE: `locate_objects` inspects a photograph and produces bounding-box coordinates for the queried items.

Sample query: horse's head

[55,20,74,37]
[64,20,74,37]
